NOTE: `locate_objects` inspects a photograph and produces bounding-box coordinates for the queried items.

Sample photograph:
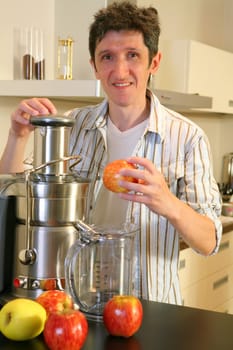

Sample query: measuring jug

[65,221,138,321]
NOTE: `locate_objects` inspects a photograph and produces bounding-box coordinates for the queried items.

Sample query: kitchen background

[0,0,233,184]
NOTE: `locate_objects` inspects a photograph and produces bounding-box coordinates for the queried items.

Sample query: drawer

[179,231,233,289]
[182,266,233,311]
[182,279,208,310]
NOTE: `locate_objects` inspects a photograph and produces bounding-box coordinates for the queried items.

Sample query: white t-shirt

[92,117,148,225]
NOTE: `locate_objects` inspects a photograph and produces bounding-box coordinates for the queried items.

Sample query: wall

[54,0,106,80]
[155,0,233,53]
[187,113,224,182]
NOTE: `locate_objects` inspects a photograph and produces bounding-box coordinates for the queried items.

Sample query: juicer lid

[30,115,75,127]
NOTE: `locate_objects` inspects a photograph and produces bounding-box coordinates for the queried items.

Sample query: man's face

[91,30,161,107]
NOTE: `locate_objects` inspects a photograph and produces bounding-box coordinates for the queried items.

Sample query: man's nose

[114,57,129,77]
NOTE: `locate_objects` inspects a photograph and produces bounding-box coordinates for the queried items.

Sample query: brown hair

[89,1,161,65]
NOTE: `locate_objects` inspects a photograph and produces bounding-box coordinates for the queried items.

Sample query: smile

[113,82,131,87]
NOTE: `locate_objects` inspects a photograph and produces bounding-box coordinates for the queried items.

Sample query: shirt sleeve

[178,131,222,255]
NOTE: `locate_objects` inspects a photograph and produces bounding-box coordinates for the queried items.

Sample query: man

[0,2,222,304]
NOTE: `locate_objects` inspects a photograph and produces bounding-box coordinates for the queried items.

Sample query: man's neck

[108,98,150,131]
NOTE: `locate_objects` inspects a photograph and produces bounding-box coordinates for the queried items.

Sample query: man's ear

[90,58,99,78]
[150,51,162,74]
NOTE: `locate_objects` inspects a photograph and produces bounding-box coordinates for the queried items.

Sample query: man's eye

[102,54,112,60]
[128,52,138,59]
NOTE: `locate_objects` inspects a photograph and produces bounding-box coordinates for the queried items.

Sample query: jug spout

[74,220,98,236]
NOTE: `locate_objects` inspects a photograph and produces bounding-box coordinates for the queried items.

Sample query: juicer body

[0,115,91,301]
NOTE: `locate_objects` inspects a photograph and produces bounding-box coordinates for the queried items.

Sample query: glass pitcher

[65,221,138,321]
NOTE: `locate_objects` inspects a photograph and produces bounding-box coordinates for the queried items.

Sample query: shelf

[0,80,101,100]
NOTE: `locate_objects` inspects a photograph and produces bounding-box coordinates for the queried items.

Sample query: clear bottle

[22,27,34,80]
[57,37,73,80]
[34,29,45,80]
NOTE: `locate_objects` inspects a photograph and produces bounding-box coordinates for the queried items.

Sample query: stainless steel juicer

[0,115,90,301]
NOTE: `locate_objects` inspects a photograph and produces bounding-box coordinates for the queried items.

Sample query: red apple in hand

[103,159,137,193]
[103,295,143,337]
[36,290,74,316]
[43,309,88,350]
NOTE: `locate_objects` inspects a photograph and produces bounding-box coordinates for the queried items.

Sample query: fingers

[119,190,147,204]
[117,157,168,201]
[119,156,156,185]
[126,156,157,174]
[18,98,57,116]
[10,98,57,136]
[11,111,31,125]
[12,98,57,125]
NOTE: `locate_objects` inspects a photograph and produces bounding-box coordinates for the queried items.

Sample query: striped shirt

[68,89,222,305]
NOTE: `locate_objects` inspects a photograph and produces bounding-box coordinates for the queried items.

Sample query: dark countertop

[1,300,233,350]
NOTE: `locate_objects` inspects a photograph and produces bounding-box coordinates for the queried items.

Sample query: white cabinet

[179,231,233,313]
[156,39,233,114]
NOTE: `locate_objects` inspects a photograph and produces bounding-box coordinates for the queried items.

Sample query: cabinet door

[187,41,233,114]
[156,39,233,114]
[179,231,233,290]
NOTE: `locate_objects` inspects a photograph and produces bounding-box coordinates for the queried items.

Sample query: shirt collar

[146,89,166,142]
[93,99,109,128]
[93,89,166,141]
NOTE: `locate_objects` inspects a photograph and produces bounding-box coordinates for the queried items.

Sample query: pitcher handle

[64,235,93,312]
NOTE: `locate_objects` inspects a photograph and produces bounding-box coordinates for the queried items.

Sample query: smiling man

[0,2,222,304]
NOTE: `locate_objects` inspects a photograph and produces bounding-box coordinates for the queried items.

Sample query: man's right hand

[0,98,57,173]
[11,97,57,138]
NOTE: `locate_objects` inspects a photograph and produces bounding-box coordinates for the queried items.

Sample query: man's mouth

[113,82,131,87]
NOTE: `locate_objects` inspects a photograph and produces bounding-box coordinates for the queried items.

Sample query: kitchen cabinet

[156,39,233,114]
[179,230,233,313]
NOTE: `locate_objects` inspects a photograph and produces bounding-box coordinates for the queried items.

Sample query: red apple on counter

[43,309,88,350]
[103,295,143,337]
[36,290,74,316]
[103,159,138,193]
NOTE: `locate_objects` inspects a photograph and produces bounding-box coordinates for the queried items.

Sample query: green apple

[0,298,47,341]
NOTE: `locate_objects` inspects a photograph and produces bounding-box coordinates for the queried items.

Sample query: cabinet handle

[213,275,229,290]
[218,240,230,252]
[228,100,233,107]
[179,259,186,270]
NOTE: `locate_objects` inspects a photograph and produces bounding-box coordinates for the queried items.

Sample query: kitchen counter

[1,300,233,349]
